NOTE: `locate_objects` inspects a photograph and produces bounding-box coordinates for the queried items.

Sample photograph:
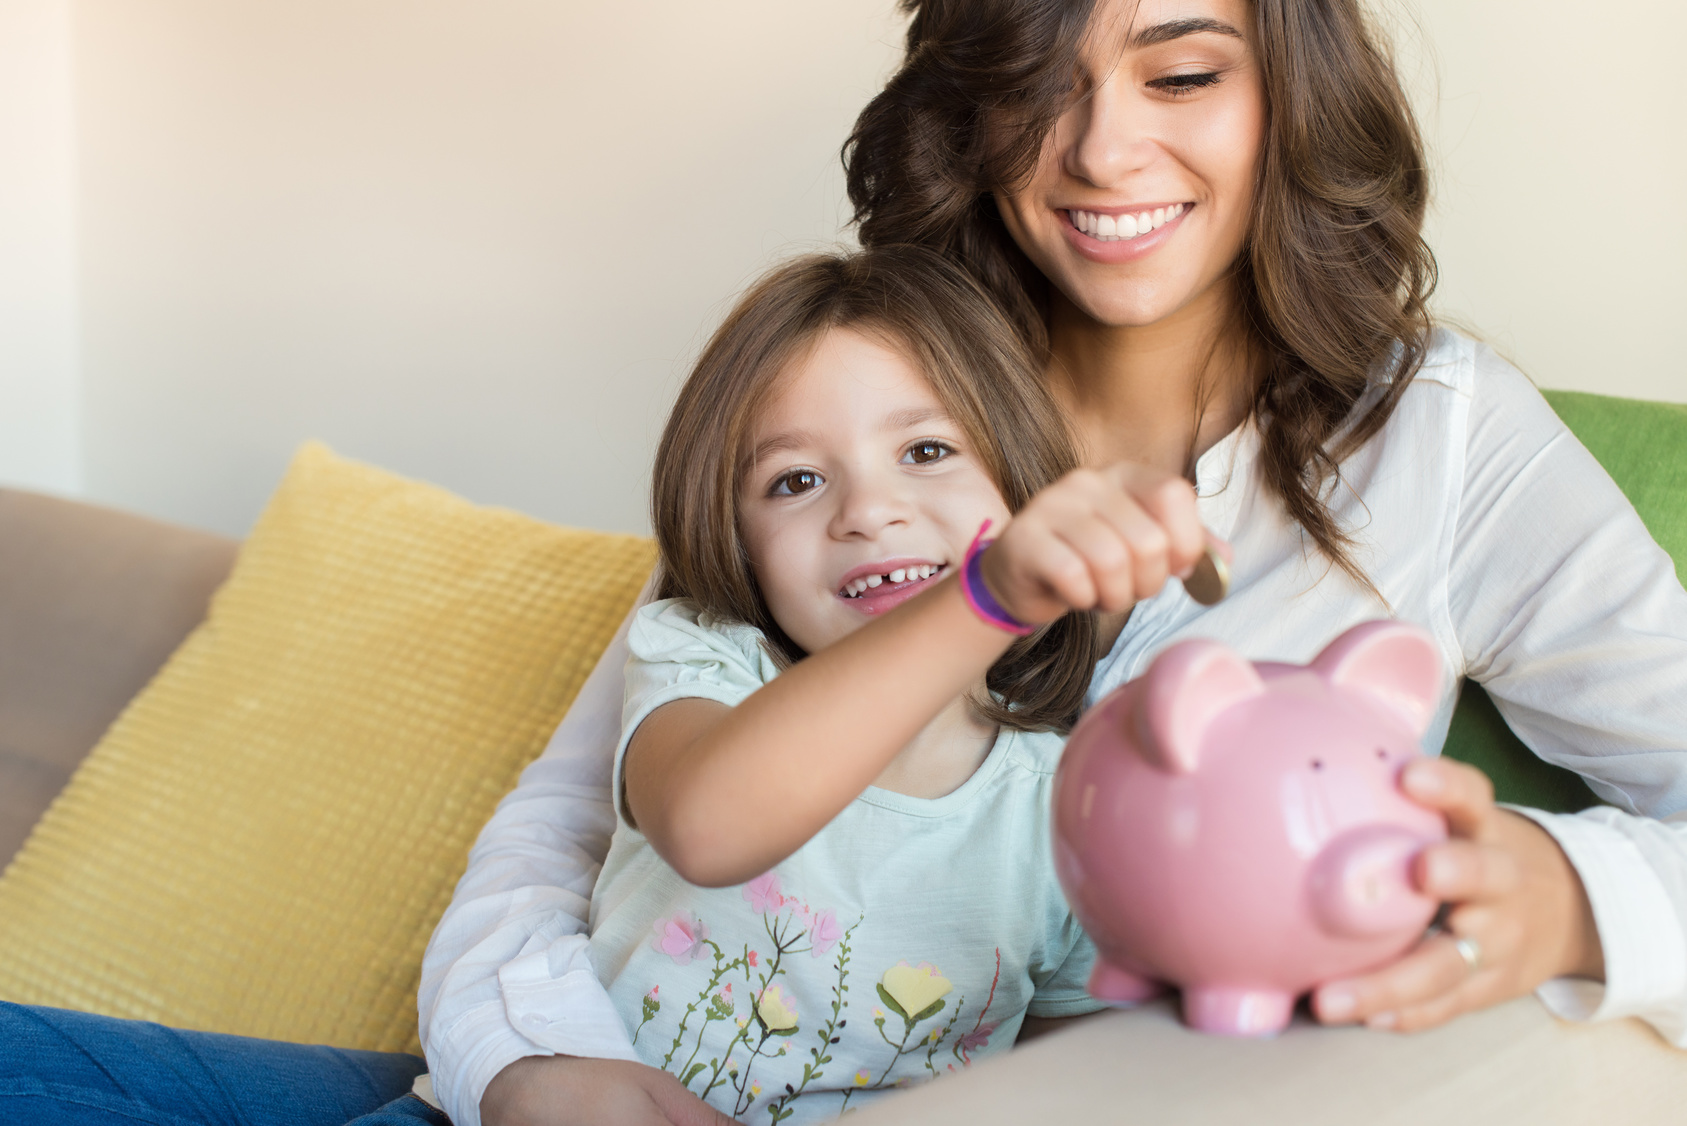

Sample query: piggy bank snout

[1307,824,1439,939]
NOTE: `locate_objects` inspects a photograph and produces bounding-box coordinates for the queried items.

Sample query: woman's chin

[1055,282,1192,332]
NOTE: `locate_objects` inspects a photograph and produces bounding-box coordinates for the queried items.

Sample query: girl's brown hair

[844,0,1438,590]
[652,245,1098,732]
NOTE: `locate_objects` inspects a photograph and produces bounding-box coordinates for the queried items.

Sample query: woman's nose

[1064,74,1153,187]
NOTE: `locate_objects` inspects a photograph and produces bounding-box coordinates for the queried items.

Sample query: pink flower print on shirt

[808,909,843,957]
[956,1022,997,1058]
[743,872,783,915]
[650,911,710,965]
[747,950,759,968]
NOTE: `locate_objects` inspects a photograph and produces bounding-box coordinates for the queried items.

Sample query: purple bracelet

[960,520,1035,637]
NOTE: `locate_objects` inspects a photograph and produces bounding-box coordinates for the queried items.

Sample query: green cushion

[1442,390,1687,811]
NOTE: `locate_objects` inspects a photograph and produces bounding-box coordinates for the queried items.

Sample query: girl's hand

[1312,757,1605,1032]
[979,461,1215,625]
[482,1055,739,1126]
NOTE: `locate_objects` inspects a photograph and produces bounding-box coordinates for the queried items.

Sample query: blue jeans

[0,1003,452,1125]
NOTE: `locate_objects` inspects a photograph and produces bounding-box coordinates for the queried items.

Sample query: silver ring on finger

[1452,934,1483,975]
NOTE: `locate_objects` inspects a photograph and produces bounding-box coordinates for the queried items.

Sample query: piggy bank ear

[1311,620,1444,739]
[1136,640,1267,774]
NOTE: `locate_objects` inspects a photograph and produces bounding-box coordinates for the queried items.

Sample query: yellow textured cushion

[0,443,654,1053]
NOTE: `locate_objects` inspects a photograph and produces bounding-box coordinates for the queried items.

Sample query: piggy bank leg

[1087,962,1161,1006]
[1182,986,1295,1037]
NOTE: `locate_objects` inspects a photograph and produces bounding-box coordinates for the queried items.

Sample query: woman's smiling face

[993,0,1266,328]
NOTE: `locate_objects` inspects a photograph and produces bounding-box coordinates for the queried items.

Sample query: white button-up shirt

[418,331,1687,1126]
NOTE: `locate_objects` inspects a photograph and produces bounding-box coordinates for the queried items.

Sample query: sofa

[1,390,1684,1123]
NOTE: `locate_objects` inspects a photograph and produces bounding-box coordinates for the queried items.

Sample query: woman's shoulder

[1404,327,1571,450]
[1407,327,1552,410]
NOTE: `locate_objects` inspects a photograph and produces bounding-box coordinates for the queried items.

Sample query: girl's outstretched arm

[625,462,1207,888]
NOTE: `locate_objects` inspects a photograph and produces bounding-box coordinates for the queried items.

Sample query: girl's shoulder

[998,726,1070,779]
[629,597,781,679]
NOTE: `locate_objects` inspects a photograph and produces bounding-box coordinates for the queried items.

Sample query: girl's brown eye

[905,441,952,465]
[772,470,823,496]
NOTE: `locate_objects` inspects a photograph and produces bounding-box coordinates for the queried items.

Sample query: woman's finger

[1376,971,1487,1033]
[1401,757,1498,840]
[1313,932,1473,1025]
[1413,838,1521,903]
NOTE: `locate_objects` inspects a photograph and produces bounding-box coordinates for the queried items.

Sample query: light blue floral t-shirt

[588,599,1101,1125]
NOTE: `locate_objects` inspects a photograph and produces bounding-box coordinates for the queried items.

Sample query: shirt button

[523,1014,547,1029]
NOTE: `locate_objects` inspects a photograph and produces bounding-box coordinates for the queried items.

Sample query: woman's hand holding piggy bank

[1053,621,1450,1036]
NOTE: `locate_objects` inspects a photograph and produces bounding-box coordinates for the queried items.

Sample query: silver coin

[1184,545,1230,606]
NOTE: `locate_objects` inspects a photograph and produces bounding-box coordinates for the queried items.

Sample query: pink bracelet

[959,520,1035,637]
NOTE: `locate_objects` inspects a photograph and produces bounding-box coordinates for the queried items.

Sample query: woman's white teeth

[1071,202,1184,242]
[842,564,942,597]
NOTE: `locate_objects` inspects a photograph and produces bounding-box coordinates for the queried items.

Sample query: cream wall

[0,0,79,495]
[3,1,1684,536]
[1398,0,1687,403]
[67,0,903,535]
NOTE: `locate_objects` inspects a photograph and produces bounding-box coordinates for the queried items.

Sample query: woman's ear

[1310,620,1444,739]
[1134,640,1267,774]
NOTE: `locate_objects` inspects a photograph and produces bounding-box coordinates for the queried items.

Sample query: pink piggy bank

[1053,620,1448,1037]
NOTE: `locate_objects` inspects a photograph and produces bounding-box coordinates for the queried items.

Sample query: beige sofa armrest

[0,489,238,869]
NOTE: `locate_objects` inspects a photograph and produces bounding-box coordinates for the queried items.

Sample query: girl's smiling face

[738,326,1011,656]
[992,0,1266,328]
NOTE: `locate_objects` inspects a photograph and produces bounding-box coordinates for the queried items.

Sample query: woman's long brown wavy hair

[844,0,1438,589]
[653,246,1099,732]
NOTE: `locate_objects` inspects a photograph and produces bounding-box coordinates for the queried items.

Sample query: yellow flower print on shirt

[879,961,952,1020]
[755,984,799,1032]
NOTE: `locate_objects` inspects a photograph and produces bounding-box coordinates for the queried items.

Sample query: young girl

[587,246,1203,1122]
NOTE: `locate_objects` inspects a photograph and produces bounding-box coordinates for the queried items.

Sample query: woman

[432,1,1687,1124]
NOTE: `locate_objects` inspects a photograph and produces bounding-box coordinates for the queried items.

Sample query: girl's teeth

[842,564,945,598]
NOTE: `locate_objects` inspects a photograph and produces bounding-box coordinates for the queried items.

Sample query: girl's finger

[1049,513,1138,612]
[1401,757,1498,840]
[1107,463,1206,578]
[1313,932,1472,1024]
[1001,532,1097,616]
[1412,839,1522,903]
[1087,489,1173,603]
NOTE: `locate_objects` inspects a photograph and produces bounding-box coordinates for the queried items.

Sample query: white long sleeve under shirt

[417,331,1687,1126]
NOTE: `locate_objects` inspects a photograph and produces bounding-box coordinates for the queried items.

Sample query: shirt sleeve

[1446,347,1687,1044]
[1026,915,1105,1018]
[417,585,650,1126]
[612,599,781,806]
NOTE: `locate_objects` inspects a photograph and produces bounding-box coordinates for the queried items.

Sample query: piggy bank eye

[1310,758,1325,771]
[1375,748,1389,761]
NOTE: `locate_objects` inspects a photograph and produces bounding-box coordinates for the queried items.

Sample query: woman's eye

[771,469,823,496]
[903,441,954,465]
[1148,72,1222,96]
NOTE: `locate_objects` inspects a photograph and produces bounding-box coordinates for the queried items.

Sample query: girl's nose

[1063,72,1153,187]
[827,473,913,541]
